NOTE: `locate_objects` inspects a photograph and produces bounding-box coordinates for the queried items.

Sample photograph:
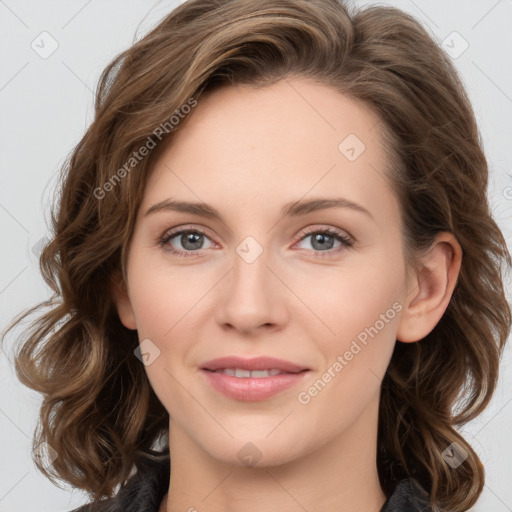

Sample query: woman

[4,0,510,511]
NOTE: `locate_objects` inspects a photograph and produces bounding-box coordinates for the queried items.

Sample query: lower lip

[201,369,310,401]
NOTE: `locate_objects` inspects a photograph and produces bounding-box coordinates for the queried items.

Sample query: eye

[158,226,215,257]
[294,227,354,257]
[157,225,354,258]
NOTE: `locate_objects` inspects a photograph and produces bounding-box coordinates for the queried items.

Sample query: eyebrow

[144,197,374,221]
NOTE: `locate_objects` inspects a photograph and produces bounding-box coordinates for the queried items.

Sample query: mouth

[200,355,309,374]
[199,356,310,401]
[202,368,308,377]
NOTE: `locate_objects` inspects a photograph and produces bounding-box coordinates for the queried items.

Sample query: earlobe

[109,271,137,330]
[396,232,462,343]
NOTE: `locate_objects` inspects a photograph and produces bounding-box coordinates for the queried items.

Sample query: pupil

[183,232,202,250]
[312,233,334,250]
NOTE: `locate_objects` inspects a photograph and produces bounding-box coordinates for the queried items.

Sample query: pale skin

[111,77,462,512]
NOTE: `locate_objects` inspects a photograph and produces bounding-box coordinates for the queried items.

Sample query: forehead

[140,77,399,228]
[168,78,383,162]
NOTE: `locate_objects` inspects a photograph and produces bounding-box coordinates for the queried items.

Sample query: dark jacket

[70,454,433,512]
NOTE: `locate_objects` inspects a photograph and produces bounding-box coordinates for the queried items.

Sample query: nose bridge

[232,233,273,307]
[217,233,286,332]
[233,234,269,289]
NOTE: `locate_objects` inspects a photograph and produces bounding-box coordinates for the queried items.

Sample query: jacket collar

[73,455,432,511]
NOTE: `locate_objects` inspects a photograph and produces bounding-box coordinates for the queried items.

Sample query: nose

[215,241,289,335]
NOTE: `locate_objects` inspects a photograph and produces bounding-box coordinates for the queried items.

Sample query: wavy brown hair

[2,0,510,510]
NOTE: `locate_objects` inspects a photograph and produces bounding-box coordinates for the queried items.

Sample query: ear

[109,270,137,330]
[396,232,462,343]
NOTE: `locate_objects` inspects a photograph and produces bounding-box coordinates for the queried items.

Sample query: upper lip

[200,356,309,373]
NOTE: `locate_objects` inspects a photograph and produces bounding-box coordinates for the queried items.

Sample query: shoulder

[68,454,170,512]
[380,477,433,512]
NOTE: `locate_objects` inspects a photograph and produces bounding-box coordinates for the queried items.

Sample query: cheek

[126,250,208,338]
[295,270,401,433]
[301,251,404,403]
[304,254,404,344]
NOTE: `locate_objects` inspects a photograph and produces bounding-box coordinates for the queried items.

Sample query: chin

[202,435,307,469]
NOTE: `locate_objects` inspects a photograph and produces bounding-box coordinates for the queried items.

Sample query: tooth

[251,370,270,378]
[212,368,287,377]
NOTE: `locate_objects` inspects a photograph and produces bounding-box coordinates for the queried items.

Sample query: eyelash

[157,225,354,259]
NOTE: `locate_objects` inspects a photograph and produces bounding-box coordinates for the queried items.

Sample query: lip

[200,356,308,373]
[200,356,310,401]
[201,369,310,401]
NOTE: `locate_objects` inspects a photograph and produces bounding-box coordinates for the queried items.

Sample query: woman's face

[115,77,414,467]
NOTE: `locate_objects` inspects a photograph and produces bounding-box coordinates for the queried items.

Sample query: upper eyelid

[162,224,216,242]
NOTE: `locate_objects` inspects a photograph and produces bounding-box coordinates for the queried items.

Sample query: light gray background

[1,0,511,511]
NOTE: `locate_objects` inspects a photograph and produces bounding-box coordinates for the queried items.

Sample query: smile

[201,368,310,401]
[208,368,289,377]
